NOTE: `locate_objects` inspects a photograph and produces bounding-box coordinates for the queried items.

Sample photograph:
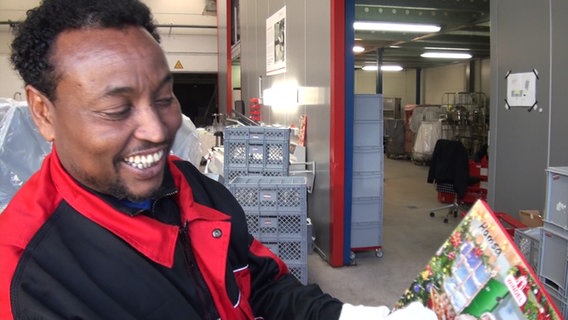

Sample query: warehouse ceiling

[2,1,488,72]
[354,0,490,70]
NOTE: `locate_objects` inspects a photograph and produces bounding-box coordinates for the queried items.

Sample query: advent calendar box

[395,200,562,320]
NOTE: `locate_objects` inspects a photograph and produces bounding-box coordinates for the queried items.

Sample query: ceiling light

[421,52,472,59]
[353,45,365,53]
[381,65,403,72]
[362,65,403,72]
[424,46,470,51]
[354,21,441,33]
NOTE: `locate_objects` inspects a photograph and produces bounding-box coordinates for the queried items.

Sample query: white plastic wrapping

[409,106,443,133]
[0,99,52,213]
[0,99,203,213]
[412,120,442,161]
[171,114,204,168]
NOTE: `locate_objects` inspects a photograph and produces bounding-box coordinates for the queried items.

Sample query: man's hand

[339,301,437,320]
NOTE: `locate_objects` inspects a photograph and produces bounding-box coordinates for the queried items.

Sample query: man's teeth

[124,150,164,169]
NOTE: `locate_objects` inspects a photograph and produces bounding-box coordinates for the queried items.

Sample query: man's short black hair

[10,0,160,100]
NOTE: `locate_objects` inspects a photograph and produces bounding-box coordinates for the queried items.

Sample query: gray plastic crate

[224,140,289,169]
[225,167,287,184]
[353,146,383,173]
[224,126,290,142]
[224,168,248,183]
[353,120,383,149]
[286,261,308,285]
[514,227,542,273]
[263,239,307,265]
[539,228,568,298]
[352,171,383,199]
[351,221,382,249]
[223,127,290,182]
[354,94,383,122]
[229,176,307,212]
[542,282,568,319]
[351,196,382,224]
[544,167,568,232]
[244,210,306,241]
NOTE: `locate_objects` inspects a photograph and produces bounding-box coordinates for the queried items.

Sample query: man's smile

[123,149,165,169]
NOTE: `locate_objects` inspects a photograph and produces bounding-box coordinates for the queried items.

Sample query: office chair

[427,139,480,223]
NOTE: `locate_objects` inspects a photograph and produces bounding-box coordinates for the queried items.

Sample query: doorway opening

[173,72,218,128]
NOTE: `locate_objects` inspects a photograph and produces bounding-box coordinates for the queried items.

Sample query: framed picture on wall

[266,6,286,76]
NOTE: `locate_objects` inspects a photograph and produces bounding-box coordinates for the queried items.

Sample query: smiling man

[32,26,180,203]
[0,0,436,319]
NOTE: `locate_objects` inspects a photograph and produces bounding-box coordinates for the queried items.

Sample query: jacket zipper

[179,221,220,320]
[151,189,178,212]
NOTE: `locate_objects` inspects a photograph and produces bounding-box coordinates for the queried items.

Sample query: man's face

[44,27,182,201]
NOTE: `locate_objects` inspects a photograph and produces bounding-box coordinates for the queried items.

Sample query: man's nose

[134,106,167,143]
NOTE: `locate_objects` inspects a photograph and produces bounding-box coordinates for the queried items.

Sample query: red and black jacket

[0,151,342,319]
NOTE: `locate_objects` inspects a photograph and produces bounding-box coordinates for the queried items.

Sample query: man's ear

[26,85,56,142]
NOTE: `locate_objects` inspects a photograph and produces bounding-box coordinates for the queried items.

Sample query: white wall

[0,31,25,100]
[354,70,377,94]
[355,69,417,107]
[423,63,468,104]
[0,0,219,98]
[354,60,490,108]
[160,34,218,73]
[0,0,217,26]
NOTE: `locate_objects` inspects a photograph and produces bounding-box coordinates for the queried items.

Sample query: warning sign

[174,60,184,69]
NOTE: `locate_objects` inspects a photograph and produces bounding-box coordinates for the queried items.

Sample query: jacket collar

[95,166,178,218]
[49,150,185,267]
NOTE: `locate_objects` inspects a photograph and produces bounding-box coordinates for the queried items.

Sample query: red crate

[437,187,487,204]
[437,191,455,203]
[469,158,488,181]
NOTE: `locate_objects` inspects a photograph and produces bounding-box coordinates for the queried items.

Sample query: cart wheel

[375,248,384,258]
[443,217,449,223]
[349,251,357,265]
[429,212,435,217]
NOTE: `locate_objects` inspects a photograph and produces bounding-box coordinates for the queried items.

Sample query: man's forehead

[51,27,165,75]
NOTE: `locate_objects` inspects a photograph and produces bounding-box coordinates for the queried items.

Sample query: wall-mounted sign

[505,69,539,111]
[266,6,286,76]
[174,60,184,70]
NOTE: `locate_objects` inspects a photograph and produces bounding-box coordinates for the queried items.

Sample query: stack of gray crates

[538,166,568,318]
[229,176,308,284]
[351,94,383,256]
[224,126,308,284]
[514,226,542,275]
[223,126,290,183]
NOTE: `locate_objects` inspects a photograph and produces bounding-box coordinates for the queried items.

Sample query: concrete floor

[307,157,464,308]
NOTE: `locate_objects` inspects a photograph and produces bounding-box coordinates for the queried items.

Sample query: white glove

[385,301,437,320]
[339,303,390,319]
[339,301,437,320]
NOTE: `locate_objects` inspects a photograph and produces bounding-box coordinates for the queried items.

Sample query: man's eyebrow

[101,74,173,98]
[156,73,174,91]
[103,86,133,98]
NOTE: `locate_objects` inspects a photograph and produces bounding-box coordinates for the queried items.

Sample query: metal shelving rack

[440,92,489,157]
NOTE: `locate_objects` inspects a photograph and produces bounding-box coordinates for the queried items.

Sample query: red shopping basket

[495,212,527,237]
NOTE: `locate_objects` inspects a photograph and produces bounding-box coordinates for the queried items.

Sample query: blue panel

[343,0,356,265]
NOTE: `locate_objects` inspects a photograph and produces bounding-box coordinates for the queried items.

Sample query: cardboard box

[519,210,543,227]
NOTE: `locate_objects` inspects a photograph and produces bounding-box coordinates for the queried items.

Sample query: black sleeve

[247,247,343,320]
[173,160,344,319]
